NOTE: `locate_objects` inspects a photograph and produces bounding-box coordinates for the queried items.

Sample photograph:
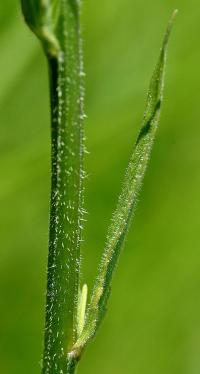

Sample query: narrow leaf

[73,10,177,353]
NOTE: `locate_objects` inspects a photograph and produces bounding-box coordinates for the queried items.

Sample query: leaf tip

[168,9,178,34]
[172,9,179,18]
[160,9,178,58]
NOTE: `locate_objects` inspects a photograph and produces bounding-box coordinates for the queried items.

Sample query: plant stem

[42,1,84,373]
[66,355,78,374]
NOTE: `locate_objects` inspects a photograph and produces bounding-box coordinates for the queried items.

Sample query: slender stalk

[42,2,84,373]
[66,354,78,374]
[21,1,84,372]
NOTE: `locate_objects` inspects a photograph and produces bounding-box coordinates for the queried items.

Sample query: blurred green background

[1,1,200,373]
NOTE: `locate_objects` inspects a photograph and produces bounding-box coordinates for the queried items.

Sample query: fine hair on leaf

[73,10,178,355]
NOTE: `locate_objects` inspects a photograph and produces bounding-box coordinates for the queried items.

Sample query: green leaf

[73,10,178,354]
[21,0,60,56]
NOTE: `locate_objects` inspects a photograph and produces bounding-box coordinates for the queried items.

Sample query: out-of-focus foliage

[0,1,200,374]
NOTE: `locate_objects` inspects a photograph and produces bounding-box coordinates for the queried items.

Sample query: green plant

[21,1,177,373]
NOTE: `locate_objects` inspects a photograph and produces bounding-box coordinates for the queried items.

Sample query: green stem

[42,2,84,373]
[66,355,78,374]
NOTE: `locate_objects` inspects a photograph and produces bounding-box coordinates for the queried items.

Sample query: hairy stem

[42,2,84,373]
[66,355,78,374]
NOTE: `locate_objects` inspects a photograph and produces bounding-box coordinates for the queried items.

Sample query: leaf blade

[74,10,177,352]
